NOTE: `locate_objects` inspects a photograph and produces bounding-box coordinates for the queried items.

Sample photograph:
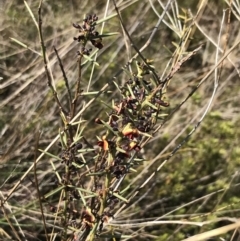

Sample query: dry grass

[1,0,240,240]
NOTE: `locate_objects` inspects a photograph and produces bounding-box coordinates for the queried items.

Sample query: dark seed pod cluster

[59,141,83,166]
[95,68,169,176]
[73,14,103,53]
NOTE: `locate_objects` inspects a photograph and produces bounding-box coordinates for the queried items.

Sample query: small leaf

[71,120,86,125]
[172,41,180,48]
[116,146,127,154]
[38,149,62,161]
[101,100,114,110]
[59,129,67,148]
[111,192,129,203]
[133,158,144,162]
[138,131,152,138]
[113,81,122,92]
[87,171,107,176]
[44,186,64,199]
[96,14,117,24]
[129,167,137,172]
[127,84,135,98]
[100,120,119,136]
[67,185,97,195]
[81,91,112,96]
[50,160,61,182]
[94,32,120,39]
[77,148,95,153]
[142,100,158,110]
[82,49,98,66]
[10,37,41,56]
[83,54,99,66]
[72,162,84,169]
[157,113,168,117]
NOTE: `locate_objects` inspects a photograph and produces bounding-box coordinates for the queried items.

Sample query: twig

[33,130,49,241]
[210,0,232,213]
[141,0,174,55]
[71,55,83,119]
[37,0,68,116]
[112,0,160,85]
[53,46,72,107]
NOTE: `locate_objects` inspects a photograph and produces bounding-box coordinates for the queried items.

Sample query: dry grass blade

[33,131,49,241]
[0,197,23,241]
[182,221,240,241]
[23,0,38,29]
[2,0,240,240]
[9,37,41,56]
[53,46,72,105]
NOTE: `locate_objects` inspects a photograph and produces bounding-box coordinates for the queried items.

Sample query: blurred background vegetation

[1,0,240,240]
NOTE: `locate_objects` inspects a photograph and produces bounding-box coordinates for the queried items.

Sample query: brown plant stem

[54,46,72,108]
[71,55,83,119]
[37,0,67,116]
